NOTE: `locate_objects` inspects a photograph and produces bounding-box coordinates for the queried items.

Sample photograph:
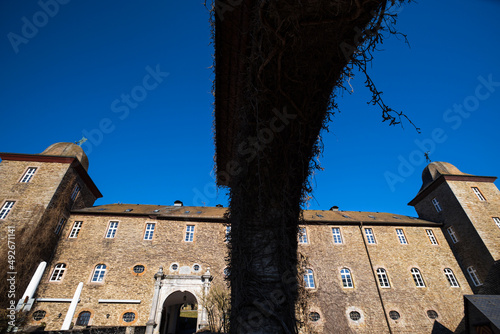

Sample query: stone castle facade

[0,143,499,333]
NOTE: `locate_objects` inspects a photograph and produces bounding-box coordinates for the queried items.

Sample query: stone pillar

[146,267,164,334]
[61,282,83,330]
[199,268,212,329]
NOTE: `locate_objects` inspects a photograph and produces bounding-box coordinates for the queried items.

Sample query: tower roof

[420,161,470,192]
[40,142,89,171]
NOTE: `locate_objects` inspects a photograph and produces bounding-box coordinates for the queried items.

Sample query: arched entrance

[159,291,198,334]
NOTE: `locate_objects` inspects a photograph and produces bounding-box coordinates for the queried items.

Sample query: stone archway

[159,290,198,334]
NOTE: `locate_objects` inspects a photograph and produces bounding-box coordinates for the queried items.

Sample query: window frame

[185,224,195,242]
[332,227,343,244]
[54,217,67,235]
[76,311,91,326]
[426,229,438,245]
[444,268,459,287]
[70,184,81,201]
[493,217,500,229]
[299,227,308,244]
[411,268,426,287]
[69,221,83,238]
[144,223,155,240]
[376,268,390,288]
[340,268,354,288]
[225,225,231,242]
[20,167,37,183]
[91,264,107,283]
[304,269,316,289]
[396,228,408,244]
[432,197,442,212]
[105,221,119,239]
[467,266,482,287]
[447,226,458,244]
[0,201,15,220]
[49,263,67,282]
[364,228,376,244]
[472,187,486,201]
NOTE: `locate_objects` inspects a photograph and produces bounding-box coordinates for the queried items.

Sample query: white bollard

[61,282,83,330]
[16,261,46,311]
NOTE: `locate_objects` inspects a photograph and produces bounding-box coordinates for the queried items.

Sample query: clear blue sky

[1,1,499,217]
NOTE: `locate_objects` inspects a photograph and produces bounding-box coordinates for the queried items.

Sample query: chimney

[330,206,339,211]
[174,200,183,207]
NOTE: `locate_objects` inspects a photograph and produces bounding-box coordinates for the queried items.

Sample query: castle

[1,142,499,333]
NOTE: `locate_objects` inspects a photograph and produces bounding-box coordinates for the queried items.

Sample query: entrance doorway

[159,290,198,334]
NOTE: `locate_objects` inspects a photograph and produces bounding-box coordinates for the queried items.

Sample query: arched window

[376,268,390,288]
[91,264,106,282]
[467,266,482,286]
[50,263,66,282]
[444,268,459,287]
[76,311,91,326]
[340,268,353,288]
[304,269,315,288]
[411,268,425,287]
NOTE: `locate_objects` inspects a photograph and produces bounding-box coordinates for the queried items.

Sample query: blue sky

[1,1,499,217]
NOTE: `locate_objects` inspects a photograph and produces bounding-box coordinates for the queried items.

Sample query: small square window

[20,167,37,183]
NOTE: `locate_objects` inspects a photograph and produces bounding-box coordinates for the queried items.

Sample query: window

[91,264,106,282]
[467,266,482,286]
[332,227,343,244]
[54,217,66,235]
[396,229,408,244]
[50,263,67,282]
[426,310,438,319]
[144,223,155,240]
[225,225,231,242]
[299,227,308,244]
[364,228,376,244]
[426,229,438,245]
[69,221,82,238]
[105,221,118,238]
[20,167,37,183]
[341,268,353,288]
[349,311,361,321]
[133,265,145,274]
[309,312,320,322]
[71,184,81,201]
[122,312,136,323]
[411,268,425,287]
[76,311,91,326]
[447,226,458,243]
[185,225,195,242]
[304,269,315,288]
[389,311,400,320]
[193,264,200,272]
[32,310,46,321]
[444,268,459,287]
[376,268,390,288]
[472,187,486,201]
[171,263,179,271]
[432,198,442,212]
[0,201,15,220]
[493,217,500,229]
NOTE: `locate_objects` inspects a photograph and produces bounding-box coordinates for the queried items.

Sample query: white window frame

[304,269,315,289]
[144,223,155,240]
[432,197,442,212]
[0,201,15,220]
[185,225,195,242]
[444,268,459,287]
[332,227,343,244]
[376,268,390,288]
[426,229,438,245]
[105,221,119,238]
[364,228,376,244]
[396,229,408,244]
[69,221,82,238]
[467,266,482,286]
[50,263,67,282]
[472,187,486,201]
[54,217,67,235]
[411,268,426,287]
[71,184,81,201]
[493,217,500,229]
[299,227,308,244]
[341,268,353,288]
[91,264,106,282]
[20,167,37,183]
[447,226,458,244]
